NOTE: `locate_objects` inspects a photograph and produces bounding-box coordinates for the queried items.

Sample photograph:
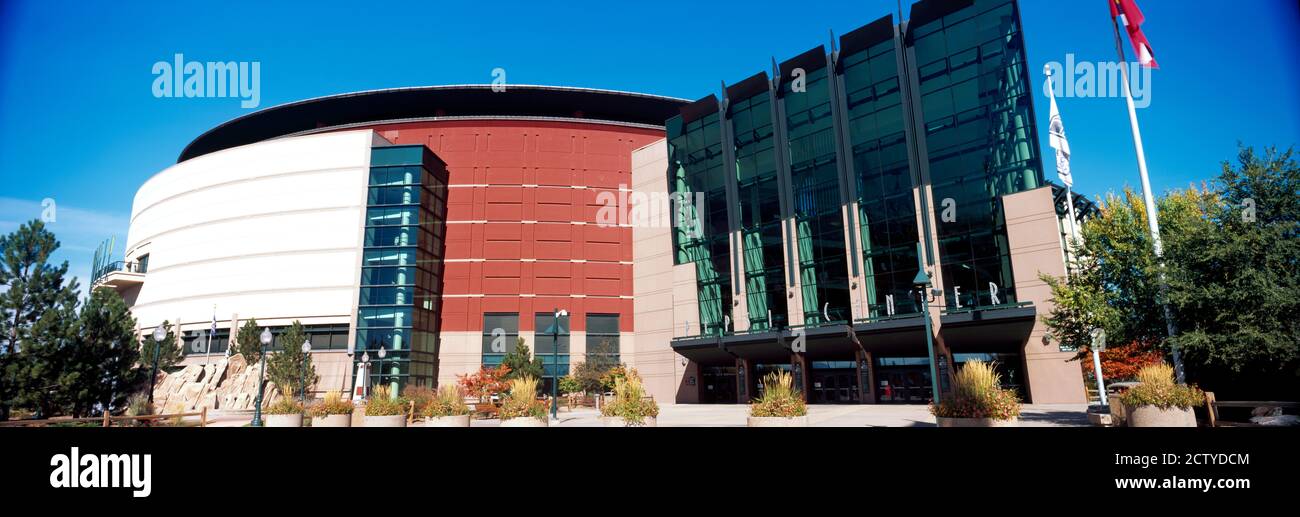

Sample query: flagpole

[1111,15,1184,383]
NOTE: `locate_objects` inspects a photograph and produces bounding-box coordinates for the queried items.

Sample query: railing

[940,300,1032,316]
[91,260,146,284]
[0,408,208,427]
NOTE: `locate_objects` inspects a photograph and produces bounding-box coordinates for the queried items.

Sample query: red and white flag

[1110,0,1159,68]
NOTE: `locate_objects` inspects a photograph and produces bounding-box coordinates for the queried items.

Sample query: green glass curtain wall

[911,0,1043,310]
[784,66,851,325]
[730,91,788,331]
[667,111,732,335]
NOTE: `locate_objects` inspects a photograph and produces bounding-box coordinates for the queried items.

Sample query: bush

[402,385,437,415]
[125,392,154,427]
[1120,363,1205,410]
[750,371,807,418]
[423,385,471,417]
[600,369,658,425]
[457,364,511,401]
[265,397,304,415]
[309,390,354,417]
[499,376,548,421]
[557,375,581,396]
[365,386,409,417]
[930,360,1021,420]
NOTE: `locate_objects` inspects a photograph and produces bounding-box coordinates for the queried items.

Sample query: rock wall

[151,353,284,412]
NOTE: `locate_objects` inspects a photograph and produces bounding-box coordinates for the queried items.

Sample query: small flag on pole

[1047,79,1072,187]
[1110,0,1159,68]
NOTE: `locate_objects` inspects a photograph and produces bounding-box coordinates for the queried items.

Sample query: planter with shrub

[423,385,472,427]
[931,360,1020,427]
[265,398,304,427]
[600,369,658,427]
[499,376,548,427]
[309,390,354,427]
[1120,363,1203,427]
[748,371,808,427]
[364,386,409,428]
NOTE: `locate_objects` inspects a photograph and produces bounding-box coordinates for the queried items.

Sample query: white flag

[1047,84,1072,187]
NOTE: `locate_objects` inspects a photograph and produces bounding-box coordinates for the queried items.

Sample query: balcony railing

[91,260,146,285]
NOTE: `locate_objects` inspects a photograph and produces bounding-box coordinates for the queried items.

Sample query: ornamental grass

[749,371,807,418]
[930,360,1020,420]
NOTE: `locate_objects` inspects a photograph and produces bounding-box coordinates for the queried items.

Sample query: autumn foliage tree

[457,364,511,401]
[1081,341,1164,382]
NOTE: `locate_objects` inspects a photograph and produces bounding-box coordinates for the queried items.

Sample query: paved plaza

[203,403,1090,427]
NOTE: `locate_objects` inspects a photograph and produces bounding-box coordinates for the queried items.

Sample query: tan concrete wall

[437,331,481,388]
[1003,186,1086,404]
[630,139,690,402]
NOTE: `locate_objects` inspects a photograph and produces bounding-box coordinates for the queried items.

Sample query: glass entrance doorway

[875,357,933,403]
[701,366,737,404]
[809,361,860,404]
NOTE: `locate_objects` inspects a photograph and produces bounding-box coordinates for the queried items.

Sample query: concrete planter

[499,417,548,427]
[602,416,657,427]
[424,415,471,427]
[364,414,408,428]
[265,414,303,427]
[936,416,1019,427]
[747,415,809,427]
[312,414,351,427]
[1087,412,1115,427]
[1126,405,1197,427]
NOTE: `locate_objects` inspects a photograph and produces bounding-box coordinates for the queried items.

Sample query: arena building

[96,0,1091,405]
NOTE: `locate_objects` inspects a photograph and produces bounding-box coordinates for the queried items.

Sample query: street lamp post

[377,347,387,395]
[358,352,371,401]
[551,308,568,420]
[1090,328,1108,406]
[251,327,272,427]
[300,340,312,406]
[148,325,166,404]
[912,243,942,404]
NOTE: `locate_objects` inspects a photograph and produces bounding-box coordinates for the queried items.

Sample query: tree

[1163,146,1300,397]
[62,288,142,417]
[1081,341,1164,382]
[1043,145,1300,399]
[500,337,543,380]
[233,318,264,363]
[1042,187,1205,353]
[8,301,78,418]
[266,321,317,398]
[457,364,511,401]
[0,219,80,420]
[140,320,182,373]
[572,339,620,395]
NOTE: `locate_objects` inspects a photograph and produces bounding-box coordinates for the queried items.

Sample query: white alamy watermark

[491,67,507,93]
[1043,53,1152,109]
[152,54,260,108]
[50,447,152,498]
[595,186,705,236]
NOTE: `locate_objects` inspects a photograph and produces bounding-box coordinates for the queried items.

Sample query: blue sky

[1,0,1297,292]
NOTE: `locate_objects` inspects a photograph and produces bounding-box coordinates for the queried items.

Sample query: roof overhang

[179,84,690,162]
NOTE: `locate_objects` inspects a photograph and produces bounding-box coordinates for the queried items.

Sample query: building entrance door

[701,367,737,404]
[875,357,934,404]
[809,364,860,404]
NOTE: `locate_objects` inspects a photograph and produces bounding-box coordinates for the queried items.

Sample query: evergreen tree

[1164,146,1300,397]
[63,288,142,417]
[140,320,183,373]
[266,321,318,398]
[233,318,264,363]
[0,219,80,420]
[10,301,78,418]
[500,337,543,380]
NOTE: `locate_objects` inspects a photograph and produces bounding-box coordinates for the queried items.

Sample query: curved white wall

[124,130,378,332]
